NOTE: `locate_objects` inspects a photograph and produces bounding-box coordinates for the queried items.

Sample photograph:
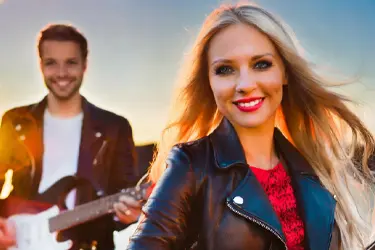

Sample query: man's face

[40,40,86,101]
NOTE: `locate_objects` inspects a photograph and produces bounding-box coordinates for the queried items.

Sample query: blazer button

[233,196,244,205]
[95,132,102,138]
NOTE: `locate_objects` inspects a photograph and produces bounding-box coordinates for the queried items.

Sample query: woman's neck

[234,118,278,170]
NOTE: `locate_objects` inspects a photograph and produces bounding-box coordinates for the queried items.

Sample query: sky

[0,0,374,144]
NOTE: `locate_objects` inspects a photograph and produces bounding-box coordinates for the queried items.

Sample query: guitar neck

[48,192,122,232]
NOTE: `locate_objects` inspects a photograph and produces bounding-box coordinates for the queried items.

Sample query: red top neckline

[250,162,305,249]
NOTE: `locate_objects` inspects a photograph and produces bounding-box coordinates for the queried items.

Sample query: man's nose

[58,65,69,78]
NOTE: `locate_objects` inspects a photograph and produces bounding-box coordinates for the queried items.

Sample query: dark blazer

[127,118,369,250]
[0,96,139,249]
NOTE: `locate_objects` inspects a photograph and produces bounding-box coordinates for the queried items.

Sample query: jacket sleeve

[108,117,139,193]
[127,145,198,249]
[0,112,10,194]
[0,111,30,174]
[0,110,29,201]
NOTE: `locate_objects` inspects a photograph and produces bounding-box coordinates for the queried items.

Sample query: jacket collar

[29,95,92,121]
[28,95,105,139]
[18,95,106,198]
[209,117,316,176]
[211,118,336,250]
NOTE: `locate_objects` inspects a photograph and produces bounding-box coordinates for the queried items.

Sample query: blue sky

[0,0,374,144]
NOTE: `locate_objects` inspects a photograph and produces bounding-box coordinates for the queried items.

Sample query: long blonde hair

[149,3,375,249]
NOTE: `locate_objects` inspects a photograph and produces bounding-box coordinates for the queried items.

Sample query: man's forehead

[40,41,81,58]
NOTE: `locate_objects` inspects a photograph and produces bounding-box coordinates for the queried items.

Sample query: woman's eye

[215,66,234,75]
[254,60,272,70]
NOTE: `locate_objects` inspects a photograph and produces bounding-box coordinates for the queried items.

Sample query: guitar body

[1,175,151,250]
[8,206,71,250]
[113,222,139,250]
[0,196,52,219]
[1,176,99,250]
[0,175,79,218]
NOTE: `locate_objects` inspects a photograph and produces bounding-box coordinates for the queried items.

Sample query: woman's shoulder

[172,135,211,157]
[152,137,212,198]
[166,135,213,171]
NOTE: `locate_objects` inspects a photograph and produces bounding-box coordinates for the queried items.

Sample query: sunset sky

[0,0,374,144]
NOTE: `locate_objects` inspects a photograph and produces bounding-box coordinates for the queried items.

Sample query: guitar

[113,222,139,250]
[3,176,151,250]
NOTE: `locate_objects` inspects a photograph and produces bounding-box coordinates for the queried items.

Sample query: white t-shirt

[38,110,83,210]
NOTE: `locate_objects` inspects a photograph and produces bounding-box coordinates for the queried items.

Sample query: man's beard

[45,79,82,101]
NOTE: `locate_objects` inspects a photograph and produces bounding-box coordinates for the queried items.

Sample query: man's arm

[0,112,17,248]
[109,117,139,193]
[0,111,15,196]
[0,110,31,171]
[108,117,142,228]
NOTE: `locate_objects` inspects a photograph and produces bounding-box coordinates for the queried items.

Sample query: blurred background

[0,0,374,145]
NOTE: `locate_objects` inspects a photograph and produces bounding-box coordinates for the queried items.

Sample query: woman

[128,3,375,250]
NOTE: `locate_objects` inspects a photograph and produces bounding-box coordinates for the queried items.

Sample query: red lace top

[250,162,305,250]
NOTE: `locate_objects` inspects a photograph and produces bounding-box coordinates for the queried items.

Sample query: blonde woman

[128,3,375,250]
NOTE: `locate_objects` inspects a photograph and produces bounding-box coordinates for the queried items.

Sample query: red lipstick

[233,97,264,112]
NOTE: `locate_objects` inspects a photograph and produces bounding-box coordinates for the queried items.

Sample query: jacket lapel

[7,96,110,203]
[291,174,336,250]
[17,97,46,197]
[211,119,286,246]
[75,98,107,204]
[275,131,336,250]
[226,171,286,243]
[211,118,337,250]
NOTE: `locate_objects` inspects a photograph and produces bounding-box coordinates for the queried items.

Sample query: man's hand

[0,217,15,248]
[113,195,142,225]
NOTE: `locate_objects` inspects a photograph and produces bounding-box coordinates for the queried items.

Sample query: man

[0,24,142,249]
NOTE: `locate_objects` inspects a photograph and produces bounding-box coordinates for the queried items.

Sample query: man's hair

[37,24,88,60]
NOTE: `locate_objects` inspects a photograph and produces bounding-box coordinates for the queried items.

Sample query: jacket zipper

[93,140,108,165]
[226,201,287,250]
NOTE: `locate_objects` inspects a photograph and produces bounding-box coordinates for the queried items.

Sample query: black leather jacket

[127,118,371,250]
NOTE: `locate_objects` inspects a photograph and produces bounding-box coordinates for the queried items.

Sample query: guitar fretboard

[48,184,148,232]
[48,192,121,232]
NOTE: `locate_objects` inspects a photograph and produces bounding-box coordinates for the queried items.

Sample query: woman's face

[207,23,287,130]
